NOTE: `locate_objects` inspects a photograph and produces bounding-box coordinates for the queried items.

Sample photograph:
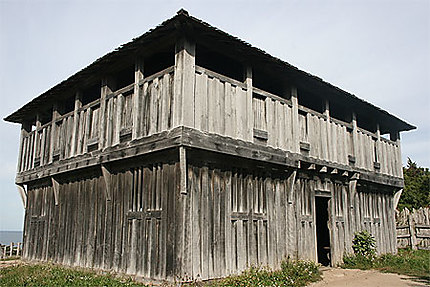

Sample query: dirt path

[309,268,428,287]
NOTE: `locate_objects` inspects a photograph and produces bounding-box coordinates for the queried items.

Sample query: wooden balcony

[16,65,403,184]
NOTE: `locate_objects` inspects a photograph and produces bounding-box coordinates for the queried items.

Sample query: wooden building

[5,10,415,282]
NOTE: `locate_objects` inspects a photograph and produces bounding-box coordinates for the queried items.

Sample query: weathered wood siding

[22,152,398,280]
[18,68,175,173]
[18,64,402,180]
[191,65,401,178]
[180,160,397,279]
[23,162,180,280]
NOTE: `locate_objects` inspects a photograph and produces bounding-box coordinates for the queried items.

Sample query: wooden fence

[0,242,22,259]
[396,207,430,250]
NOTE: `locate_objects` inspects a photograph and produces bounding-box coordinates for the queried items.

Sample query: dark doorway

[315,196,331,266]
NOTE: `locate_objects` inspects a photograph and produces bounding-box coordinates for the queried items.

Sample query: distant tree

[398,158,430,210]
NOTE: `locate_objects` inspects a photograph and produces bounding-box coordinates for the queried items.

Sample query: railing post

[245,66,253,141]
[351,113,358,165]
[375,124,381,165]
[31,114,42,169]
[100,77,115,149]
[49,103,60,163]
[174,36,195,128]
[291,86,299,153]
[70,91,82,157]
[133,58,144,139]
[324,100,332,161]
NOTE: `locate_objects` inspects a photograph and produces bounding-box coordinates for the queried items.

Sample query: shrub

[218,259,321,287]
[352,230,376,259]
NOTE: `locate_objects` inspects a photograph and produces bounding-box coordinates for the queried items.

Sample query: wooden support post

[324,100,332,161]
[375,124,381,164]
[180,146,187,194]
[101,164,112,201]
[32,114,42,168]
[174,37,195,128]
[291,87,300,153]
[16,184,27,209]
[245,66,253,141]
[349,179,359,234]
[51,177,60,206]
[133,58,144,139]
[70,92,82,157]
[49,103,60,163]
[100,78,114,149]
[351,113,358,163]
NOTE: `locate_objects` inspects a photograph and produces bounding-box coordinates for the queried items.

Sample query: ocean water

[0,231,23,245]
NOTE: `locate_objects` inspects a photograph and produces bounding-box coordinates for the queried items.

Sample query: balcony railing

[18,65,402,179]
[18,66,175,173]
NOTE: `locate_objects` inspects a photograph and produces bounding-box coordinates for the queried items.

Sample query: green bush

[352,230,376,259]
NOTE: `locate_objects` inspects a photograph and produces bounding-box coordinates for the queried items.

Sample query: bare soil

[309,267,428,287]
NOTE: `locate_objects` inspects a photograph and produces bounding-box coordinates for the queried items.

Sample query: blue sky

[1,0,429,231]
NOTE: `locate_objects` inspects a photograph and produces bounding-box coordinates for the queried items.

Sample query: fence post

[408,213,418,250]
[9,242,13,256]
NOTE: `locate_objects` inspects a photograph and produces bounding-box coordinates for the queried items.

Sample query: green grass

[0,262,146,287]
[198,259,321,287]
[343,249,430,283]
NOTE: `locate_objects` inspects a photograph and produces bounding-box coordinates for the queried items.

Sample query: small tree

[399,158,430,211]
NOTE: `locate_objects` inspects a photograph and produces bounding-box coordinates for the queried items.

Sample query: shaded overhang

[4,9,416,134]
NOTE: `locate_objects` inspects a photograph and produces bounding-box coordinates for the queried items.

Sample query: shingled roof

[4,9,415,133]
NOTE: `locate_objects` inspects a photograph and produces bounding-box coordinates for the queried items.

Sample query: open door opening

[315,196,331,266]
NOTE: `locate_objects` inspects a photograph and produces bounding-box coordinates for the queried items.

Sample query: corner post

[17,122,32,172]
[291,86,300,153]
[391,131,402,177]
[133,58,144,139]
[174,36,195,128]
